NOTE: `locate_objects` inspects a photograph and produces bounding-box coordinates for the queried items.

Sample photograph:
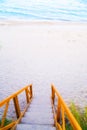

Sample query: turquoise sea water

[0,0,87,21]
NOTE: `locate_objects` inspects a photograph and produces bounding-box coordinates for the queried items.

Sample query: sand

[0,20,87,108]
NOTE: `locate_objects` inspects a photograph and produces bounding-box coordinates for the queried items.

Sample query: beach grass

[0,118,12,127]
[67,103,87,130]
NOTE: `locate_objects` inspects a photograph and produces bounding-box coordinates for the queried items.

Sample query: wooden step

[21,116,54,125]
[16,94,56,130]
[27,107,52,113]
[24,112,53,119]
[16,124,56,130]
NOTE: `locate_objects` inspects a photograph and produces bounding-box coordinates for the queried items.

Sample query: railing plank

[0,121,16,130]
[25,88,30,103]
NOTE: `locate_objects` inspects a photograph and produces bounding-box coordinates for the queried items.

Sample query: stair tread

[15,95,55,130]
[16,124,56,130]
[27,108,52,113]
[21,117,54,125]
[24,112,53,118]
[30,102,51,106]
[28,103,52,107]
[30,98,51,104]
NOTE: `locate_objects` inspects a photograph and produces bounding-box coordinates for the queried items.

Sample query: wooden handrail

[0,84,33,130]
[0,84,32,107]
[51,84,82,130]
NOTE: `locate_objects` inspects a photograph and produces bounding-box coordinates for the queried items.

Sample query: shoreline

[0,19,87,26]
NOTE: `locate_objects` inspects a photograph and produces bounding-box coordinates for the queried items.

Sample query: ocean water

[0,0,87,21]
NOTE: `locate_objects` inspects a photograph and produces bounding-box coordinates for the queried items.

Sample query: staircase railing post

[61,106,65,130]
[51,85,55,104]
[57,98,61,122]
[25,88,30,103]
[30,84,33,98]
[13,96,21,118]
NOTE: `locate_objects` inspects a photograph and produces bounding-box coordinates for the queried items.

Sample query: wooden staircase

[16,94,56,130]
[0,84,82,130]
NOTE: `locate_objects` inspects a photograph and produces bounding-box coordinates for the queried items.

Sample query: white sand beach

[0,21,87,108]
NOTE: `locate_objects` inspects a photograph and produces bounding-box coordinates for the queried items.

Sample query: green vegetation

[0,118,12,126]
[66,103,87,130]
[66,125,73,130]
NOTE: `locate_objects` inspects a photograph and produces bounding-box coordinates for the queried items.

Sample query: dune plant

[0,118,12,126]
[69,103,87,130]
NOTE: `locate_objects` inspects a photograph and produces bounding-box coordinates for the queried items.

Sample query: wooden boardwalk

[16,94,56,130]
